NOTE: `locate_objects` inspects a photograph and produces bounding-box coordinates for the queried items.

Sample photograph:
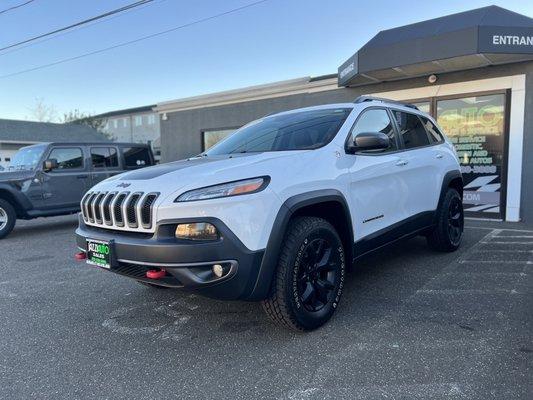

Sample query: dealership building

[155,5,533,223]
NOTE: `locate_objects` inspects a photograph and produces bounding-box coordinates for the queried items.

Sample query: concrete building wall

[521,67,533,224]
[102,112,160,146]
[160,61,533,223]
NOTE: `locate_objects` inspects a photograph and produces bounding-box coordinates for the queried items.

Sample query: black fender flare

[435,170,463,221]
[0,183,33,217]
[246,189,354,301]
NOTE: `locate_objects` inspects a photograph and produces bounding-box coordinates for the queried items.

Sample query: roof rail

[353,96,419,110]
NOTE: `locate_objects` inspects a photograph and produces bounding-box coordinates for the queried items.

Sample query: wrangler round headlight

[175,223,219,241]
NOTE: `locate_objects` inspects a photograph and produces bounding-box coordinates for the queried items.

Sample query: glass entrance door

[436,93,507,219]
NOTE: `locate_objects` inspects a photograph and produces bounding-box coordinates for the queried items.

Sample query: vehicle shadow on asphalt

[113,232,479,345]
[6,217,78,241]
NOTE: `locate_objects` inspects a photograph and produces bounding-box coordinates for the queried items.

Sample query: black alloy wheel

[297,238,339,312]
[447,196,464,246]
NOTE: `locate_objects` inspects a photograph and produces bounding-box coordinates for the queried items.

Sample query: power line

[0,0,165,56]
[0,0,35,15]
[0,0,154,52]
[0,0,269,80]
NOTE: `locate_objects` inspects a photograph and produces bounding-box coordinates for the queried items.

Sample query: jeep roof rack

[353,96,419,110]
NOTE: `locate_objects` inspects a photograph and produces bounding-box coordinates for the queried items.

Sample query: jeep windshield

[205,108,352,155]
[8,144,46,171]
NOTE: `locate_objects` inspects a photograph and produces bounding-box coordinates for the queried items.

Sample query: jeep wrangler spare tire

[262,216,346,331]
[0,199,16,239]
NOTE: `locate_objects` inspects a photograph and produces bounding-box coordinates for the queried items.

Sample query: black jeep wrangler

[0,142,154,239]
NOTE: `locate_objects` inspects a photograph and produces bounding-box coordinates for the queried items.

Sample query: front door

[42,146,89,209]
[348,108,408,241]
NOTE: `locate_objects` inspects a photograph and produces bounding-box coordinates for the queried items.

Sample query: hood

[0,169,35,183]
[91,151,310,199]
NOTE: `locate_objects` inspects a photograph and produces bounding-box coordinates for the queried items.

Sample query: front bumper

[75,215,265,300]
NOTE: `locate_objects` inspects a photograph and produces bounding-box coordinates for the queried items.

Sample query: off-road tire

[261,216,346,331]
[427,188,464,252]
[0,199,16,240]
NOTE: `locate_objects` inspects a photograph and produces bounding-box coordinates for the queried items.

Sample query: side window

[351,108,397,152]
[91,147,118,168]
[420,117,444,143]
[48,148,83,170]
[123,147,151,169]
[392,111,430,149]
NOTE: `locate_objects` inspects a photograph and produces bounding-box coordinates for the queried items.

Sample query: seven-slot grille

[81,191,159,231]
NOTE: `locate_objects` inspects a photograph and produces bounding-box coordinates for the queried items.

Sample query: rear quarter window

[122,147,152,169]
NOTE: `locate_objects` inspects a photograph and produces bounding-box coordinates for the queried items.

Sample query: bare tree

[27,97,58,122]
[61,109,106,130]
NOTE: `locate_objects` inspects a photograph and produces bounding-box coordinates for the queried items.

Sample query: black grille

[113,193,128,226]
[102,192,116,224]
[141,194,158,228]
[81,192,92,221]
[126,193,142,227]
[93,192,106,223]
[86,192,98,222]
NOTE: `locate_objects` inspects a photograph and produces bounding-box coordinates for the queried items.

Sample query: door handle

[396,160,408,166]
[77,175,88,179]
[436,153,444,159]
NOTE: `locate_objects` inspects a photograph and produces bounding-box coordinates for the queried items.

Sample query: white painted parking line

[493,235,533,238]
[459,260,533,264]
[416,288,523,295]
[480,241,533,244]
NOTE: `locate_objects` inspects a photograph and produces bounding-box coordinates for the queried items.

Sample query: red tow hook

[146,268,166,280]
[75,252,87,261]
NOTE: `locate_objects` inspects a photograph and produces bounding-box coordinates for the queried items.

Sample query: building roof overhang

[338,6,533,87]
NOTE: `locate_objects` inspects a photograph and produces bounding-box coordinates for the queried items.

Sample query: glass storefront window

[202,129,236,151]
[437,94,506,218]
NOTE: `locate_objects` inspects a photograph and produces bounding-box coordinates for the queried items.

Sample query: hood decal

[119,154,259,181]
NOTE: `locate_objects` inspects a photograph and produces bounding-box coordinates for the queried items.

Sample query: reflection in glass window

[48,148,83,169]
[392,111,430,149]
[420,117,444,143]
[206,108,352,155]
[123,147,151,169]
[91,147,118,168]
[351,109,397,152]
[412,101,430,114]
[203,129,236,151]
[437,94,505,218]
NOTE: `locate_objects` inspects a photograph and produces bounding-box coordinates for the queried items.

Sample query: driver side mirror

[347,132,390,153]
[43,158,58,172]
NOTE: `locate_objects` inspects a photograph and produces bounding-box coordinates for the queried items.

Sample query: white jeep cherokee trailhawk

[75,96,464,331]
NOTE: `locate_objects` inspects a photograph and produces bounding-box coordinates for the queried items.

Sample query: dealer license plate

[86,239,112,269]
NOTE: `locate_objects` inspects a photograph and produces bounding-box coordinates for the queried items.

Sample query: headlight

[175,176,269,202]
[175,223,219,241]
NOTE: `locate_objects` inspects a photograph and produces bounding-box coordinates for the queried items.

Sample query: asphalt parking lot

[0,216,531,399]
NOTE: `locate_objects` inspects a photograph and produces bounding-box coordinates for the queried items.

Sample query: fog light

[212,264,224,278]
[175,223,219,241]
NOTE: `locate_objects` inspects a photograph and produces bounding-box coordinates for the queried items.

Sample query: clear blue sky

[0,0,532,121]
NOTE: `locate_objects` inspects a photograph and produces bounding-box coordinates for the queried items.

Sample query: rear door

[42,146,89,209]
[89,146,121,186]
[389,109,442,218]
